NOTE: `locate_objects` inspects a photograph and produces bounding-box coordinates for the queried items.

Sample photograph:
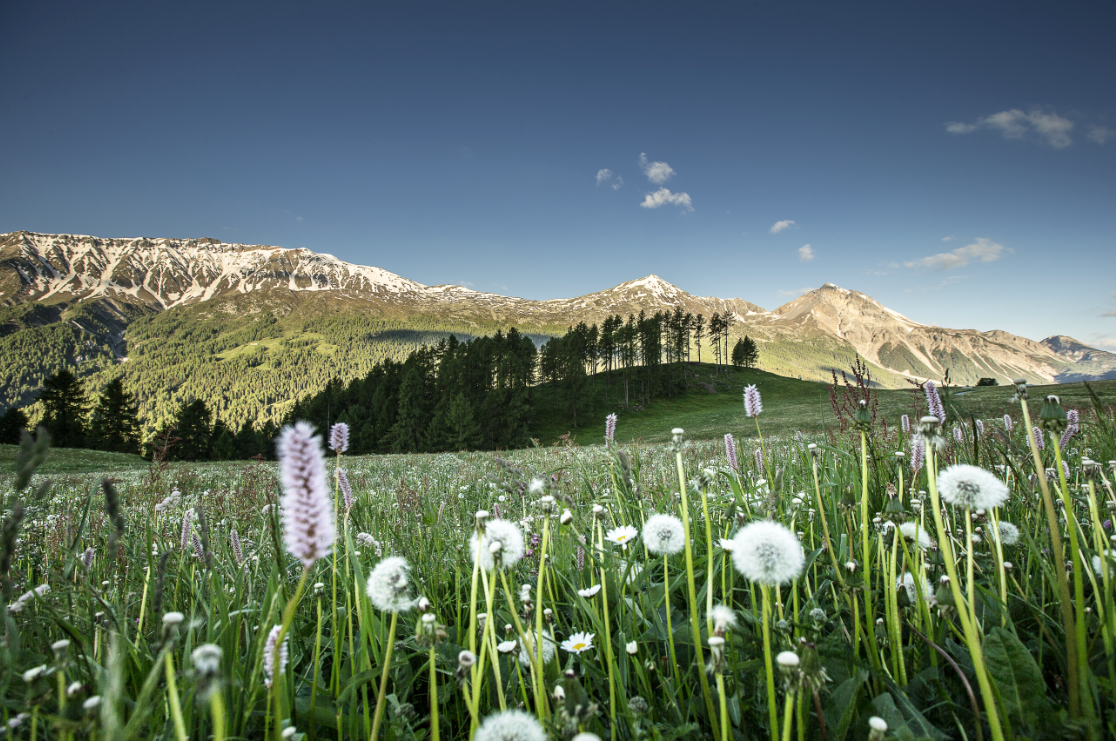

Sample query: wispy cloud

[1102,310,1116,317]
[596,168,623,190]
[770,220,797,234]
[639,153,676,184]
[798,244,815,262]
[777,287,813,299]
[941,236,955,242]
[946,108,1074,148]
[1091,338,1116,351]
[905,238,1012,271]
[640,188,693,211]
[1088,126,1116,145]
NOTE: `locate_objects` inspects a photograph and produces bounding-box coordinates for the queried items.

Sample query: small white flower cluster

[8,583,49,614]
[356,532,383,558]
[155,489,182,514]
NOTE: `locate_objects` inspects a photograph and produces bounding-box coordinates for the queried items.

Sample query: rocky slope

[3,231,1114,392]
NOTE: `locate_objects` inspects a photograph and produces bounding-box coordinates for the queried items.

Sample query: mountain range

[2,230,1114,428]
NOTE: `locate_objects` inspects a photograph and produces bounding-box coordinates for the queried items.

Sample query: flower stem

[369,611,399,741]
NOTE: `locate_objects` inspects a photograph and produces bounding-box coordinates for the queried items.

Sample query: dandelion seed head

[642,514,685,555]
[470,519,525,571]
[995,521,1020,546]
[710,604,737,632]
[730,520,805,586]
[517,630,555,666]
[473,709,547,741]
[366,556,415,613]
[899,522,931,550]
[937,464,1009,510]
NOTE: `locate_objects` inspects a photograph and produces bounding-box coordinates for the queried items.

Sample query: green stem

[761,584,778,741]
[429,644,440,741]
[165,652,188,741]
[369,611,399,741]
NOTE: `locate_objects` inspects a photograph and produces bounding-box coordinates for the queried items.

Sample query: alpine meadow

[4,1,1116,739]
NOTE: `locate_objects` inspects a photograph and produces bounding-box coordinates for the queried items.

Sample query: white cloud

[612,176,623,190]
[1091,338,1116,350]
[946,108,1074,148]
[798,244,815,262]
[596,168,613,185]
[777,287,813,299]
[1102,310,1116,317]
[640,188,693,211]
[941,236,955,242]
[769,220,797,234]
[1088,126,1115,145]
[639,153,675,184]
[904,238,1013,271]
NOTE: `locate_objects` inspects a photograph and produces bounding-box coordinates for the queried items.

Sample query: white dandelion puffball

[561,631,596,654]
[606,525,639,548]
[277,422,336,568]
[518,630,556,667]
[577,584,601,598]
[937,464,1009,510]
[899,522,931,551]
[643,514,685,556]
[470,519,525,571]
[994,521,1020,546]
[366,556,415,613]
[474,709,547,741]
[730,520,805,586]
[898,572,933,604]
[710,604,738,632]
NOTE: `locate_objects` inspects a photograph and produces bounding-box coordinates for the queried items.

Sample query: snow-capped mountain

[3,231,1114,386]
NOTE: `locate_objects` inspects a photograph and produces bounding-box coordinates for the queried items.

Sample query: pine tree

[87,378,141,454]
[39,369,87,448]
[0,407,29,444]
[444,392,481,450]
[731,338,746,368]
[741,335,759,368]
[172,399,213,461]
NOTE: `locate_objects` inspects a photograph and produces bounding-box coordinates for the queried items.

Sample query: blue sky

[2,1,1114,349]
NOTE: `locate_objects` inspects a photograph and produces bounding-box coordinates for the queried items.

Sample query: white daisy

[606,525,639,549]
[561,631,595,654]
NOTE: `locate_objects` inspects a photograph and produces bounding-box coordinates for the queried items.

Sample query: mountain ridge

[2,230,1115,427]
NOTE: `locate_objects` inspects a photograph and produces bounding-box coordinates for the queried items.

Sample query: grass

[0,444,149,474]
[4,377,1116,740]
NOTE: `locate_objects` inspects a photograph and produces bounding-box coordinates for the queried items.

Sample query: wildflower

[901,414,910,434]
[528,479,545,495]
[994,521,1020,546]
[710,604,737,634]
[1003,414,1013,432]
[473,709,547,741]
[163,611,185,626]
[82,546,94,570]
[191,644,223,676]
[577,584,601,598]
[754,449,764,469]
[869,716,888,741]
[724,433,739,471]
[458,650,476,669]
[776,651,799,669]
[605,413,617,445]
[51,639,70,658]
[626,641,638,655]
[1033,428,1045,450]
[497,640,517,654]
[718,537,735,552]
[730,520,805,586]
[1060,409,1080,448]
[366,556,414,613]
[263,625,288,688]
[356,532,383,557]
[976,419,985,437]
[230,529,244,566]
[899,522,931,550]
[338,469,353,511]
[910,435,925,475]
[22,665,47,682]
[470,519,525,571]
[953,427,964,443]
[898,572,933,604]
[277,422,336,568]
[744,385,763,417]
[329,422,349,453]
[180,510,193,551]
[561,631,596,654]
[83,696,102,710]
[605,524,639,549]
[937,464,1009,510]
[518,630,555,666]
[642,514,685,556]
[924,381,945,423]
[560,509,573,525]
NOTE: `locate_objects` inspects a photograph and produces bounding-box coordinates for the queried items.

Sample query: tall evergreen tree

[0,407,29,445]
[172,399,213,461]
[87,378,141,454]
[39,369,87,448]
[741,335,759,368]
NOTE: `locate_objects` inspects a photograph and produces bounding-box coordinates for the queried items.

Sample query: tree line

[2,312,760,458]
